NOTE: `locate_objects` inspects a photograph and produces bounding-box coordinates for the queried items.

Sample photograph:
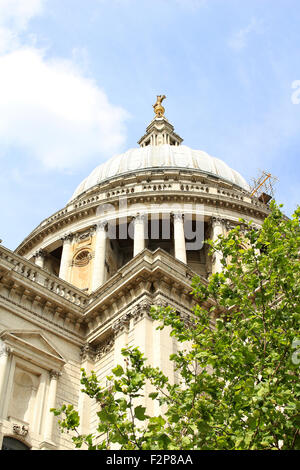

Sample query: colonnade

[34,214,227,291]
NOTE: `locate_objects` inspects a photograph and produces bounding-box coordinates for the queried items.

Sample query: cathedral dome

[70,144,249,201]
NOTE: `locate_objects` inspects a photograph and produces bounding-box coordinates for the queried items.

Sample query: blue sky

[0,0,299,250]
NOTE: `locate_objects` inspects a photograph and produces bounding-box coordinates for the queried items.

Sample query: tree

[52,202,300,450]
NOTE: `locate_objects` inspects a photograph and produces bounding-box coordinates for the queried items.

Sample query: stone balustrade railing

[0,245,89,308]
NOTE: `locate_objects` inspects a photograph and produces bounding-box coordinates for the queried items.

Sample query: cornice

[15,169,268,256]
[1,245,206,343]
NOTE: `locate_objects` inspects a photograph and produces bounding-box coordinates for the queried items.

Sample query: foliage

[52,202,300,450]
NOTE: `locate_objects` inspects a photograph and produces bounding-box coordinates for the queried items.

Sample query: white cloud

[0,0,129,170]
[0,0,44,52]
[0,48,128,169]
[228,18,264,51]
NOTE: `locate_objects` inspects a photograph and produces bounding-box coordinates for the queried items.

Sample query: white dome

[70,145,250,201]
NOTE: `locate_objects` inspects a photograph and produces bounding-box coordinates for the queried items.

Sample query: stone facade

[0,109,269,450]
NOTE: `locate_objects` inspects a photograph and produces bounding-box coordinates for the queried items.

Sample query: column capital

[61,232,74,243]
[112,316,130,337]
[132,300,152,325]
[80,344,96,361]
[0,342,11,358]
[171,212,184,221]
[211,216,225,227]
[96,336,115,360]
[34,249,47,259]
[49,370,62,380]
[96,220,108,231]
[133,213,147,224]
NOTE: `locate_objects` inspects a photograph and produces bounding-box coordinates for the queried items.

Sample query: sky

[0,0,299,250]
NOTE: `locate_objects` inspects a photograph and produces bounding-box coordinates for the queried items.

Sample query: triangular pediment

[1,330,66,365]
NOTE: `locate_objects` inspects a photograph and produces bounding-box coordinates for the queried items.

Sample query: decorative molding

[211,216,225,227]
[171,212,184,221]
[80,344,96,361]
[33,249,47,259]
[96,220,108,232]
[0,342,11,357]
[112,314,131,337]
[61,233,74,243]
[132,300,152,325]
[49,370,62,380]
[133,213,147,224]
[13,423,29,437]
[96,336,115,360]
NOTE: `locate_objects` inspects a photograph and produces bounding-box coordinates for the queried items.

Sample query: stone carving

[13,424,29,437]
[172,212,184,221]
[61,233,73,243]
[96,220,108,231]
[132,300,152,325]
[211,216,225,227]
[133,213,147,224]
[96,336,115,360]
[49,370,61,380]
[80,344,96,361]
[33,249,47,259]
[112,315,131,337]
[0,342,11,357]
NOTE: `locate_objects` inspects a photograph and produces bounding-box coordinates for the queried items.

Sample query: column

[132,303,154,413]
[43,370,61,443]
[34,249,47,269]
[112,316,129,367]
[133,214,146,257]
[78,346,95,435]
[0,343,11,418]
[173,213,187,264]
[59,233,73,281]
[211,217,225,274]
[92,221,107,291]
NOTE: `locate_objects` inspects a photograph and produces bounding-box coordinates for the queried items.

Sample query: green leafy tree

[52,202,300,450]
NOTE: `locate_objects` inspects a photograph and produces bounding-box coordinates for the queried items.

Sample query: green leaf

[112,365,124,377]
[134,405,147,421]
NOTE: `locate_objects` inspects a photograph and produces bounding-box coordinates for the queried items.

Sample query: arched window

[72,249,92,267]
[2,436,30,450]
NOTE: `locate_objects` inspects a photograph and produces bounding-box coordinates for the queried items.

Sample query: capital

[96,220,108,231]
[0,342,11,358]
[133,213,147,224]
[61,233,73,243]
[211,216,225,227]
[80,344,96,361]
[49,370,61,380]
[172,212,184,221]
[112,315,130,337]
[34,249,47,259]
[96,336,115,360]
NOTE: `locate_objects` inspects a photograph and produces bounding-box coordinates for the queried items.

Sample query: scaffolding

[250,170,278,204]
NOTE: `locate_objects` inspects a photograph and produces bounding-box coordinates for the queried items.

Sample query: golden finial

[153,95,166,117]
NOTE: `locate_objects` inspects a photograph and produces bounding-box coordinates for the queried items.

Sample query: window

[73,249,92,267]
[2,436,30,450]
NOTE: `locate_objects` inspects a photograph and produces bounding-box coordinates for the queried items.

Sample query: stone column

[78,345,95,435]
[34,249,47,269]
[0,343,11,418]
[132,302,154,413]
[112,316,130,368]
[211,217,225,274]
[59,234,73,281]
[92,221,107,291]
[173,213,187,264]
[133,214,146,257]
[43,370,61,443]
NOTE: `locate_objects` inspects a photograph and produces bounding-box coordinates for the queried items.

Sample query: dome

[70,144,250,201]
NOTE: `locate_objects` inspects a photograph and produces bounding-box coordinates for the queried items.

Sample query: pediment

[0,329,66,368]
